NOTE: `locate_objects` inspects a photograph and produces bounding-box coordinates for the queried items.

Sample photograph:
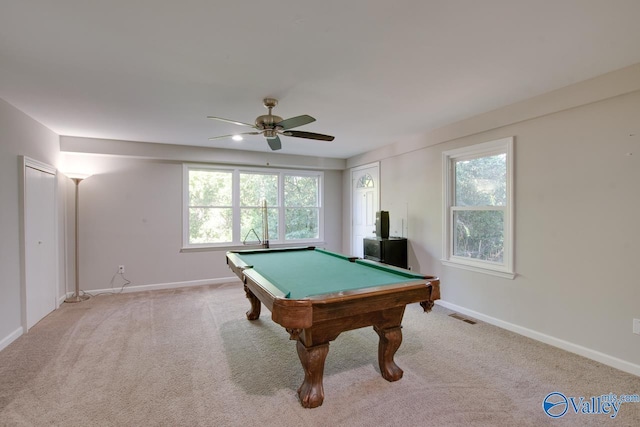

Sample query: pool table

[226,246,440,408]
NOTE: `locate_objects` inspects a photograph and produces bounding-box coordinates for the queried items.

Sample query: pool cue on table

[262,199,269,248]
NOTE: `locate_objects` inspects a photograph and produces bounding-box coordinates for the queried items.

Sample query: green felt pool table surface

[230,247,427,299]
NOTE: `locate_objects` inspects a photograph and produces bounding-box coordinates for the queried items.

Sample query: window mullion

[232,169,240,244]
[278,173,285,242]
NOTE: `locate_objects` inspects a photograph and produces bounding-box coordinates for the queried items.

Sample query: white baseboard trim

[6,278,241,354]
[436,300,640,377]
[0,327,23,353]
[67,276,242,298]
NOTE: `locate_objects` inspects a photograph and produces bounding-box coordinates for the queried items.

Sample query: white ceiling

[1,1,640,159]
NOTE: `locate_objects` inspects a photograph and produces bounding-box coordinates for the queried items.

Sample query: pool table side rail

[243,274,437,330]
[304,279,436,301]
[227,246,317,257]
[307,280,438,325]
[354,258,429,279]
[239,269,439,330]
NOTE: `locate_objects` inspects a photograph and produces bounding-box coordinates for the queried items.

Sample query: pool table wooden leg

[374,325,403,381]
[296,340,329,408]
[244,285,261,320]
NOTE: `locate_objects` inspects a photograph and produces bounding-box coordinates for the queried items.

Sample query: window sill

[441,259,516,279]
[181,241,327,253]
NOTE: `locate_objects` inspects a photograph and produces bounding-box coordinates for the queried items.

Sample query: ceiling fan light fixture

[208,98,334,151]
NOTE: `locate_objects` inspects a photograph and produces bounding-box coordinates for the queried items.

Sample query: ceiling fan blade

[208,132,261,140]
[266,135,282,151]
[207,116,256,128]
[283,130,335,141]
[275,115,315,130]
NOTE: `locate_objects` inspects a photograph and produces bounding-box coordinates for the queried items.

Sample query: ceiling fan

[208,98,334,151]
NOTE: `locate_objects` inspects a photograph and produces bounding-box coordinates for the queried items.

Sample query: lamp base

[64,294,90,303]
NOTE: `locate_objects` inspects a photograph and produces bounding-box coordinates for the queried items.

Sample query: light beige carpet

[1,283,638,426]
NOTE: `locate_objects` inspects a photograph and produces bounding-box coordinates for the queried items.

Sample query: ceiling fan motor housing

[255,114,283,130]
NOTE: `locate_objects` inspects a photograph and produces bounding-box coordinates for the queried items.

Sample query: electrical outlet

[633,319,640,335]
[118,265,125,274]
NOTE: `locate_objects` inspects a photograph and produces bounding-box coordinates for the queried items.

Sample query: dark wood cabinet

[363,237,408,269]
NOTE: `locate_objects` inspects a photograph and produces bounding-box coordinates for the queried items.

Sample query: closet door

[24,163,57,329]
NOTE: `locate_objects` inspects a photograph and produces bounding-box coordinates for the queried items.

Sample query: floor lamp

[64,173,91,303]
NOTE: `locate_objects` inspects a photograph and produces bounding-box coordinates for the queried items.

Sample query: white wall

[59,144,344,293]
[346,65,640,374]
[0,97,61,349]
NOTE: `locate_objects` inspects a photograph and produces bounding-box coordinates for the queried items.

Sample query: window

[285,175,321,240]
[240,172,278,243]
[357,173,374,188]
[188,169,233,244]
[442,137,514,278]
[184,165,323,248]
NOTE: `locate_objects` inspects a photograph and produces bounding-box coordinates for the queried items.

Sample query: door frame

[350,162,380,256]
[19,155,59,332]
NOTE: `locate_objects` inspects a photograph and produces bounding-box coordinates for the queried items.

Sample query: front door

[351,163,379,258]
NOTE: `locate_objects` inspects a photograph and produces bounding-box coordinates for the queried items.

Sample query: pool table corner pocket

[271,298,313,330]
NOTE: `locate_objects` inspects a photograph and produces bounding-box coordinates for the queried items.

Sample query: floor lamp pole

[65,177,89,303]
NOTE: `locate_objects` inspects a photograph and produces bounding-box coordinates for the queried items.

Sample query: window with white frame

[442,137,515,278]
[184,165,323,248]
